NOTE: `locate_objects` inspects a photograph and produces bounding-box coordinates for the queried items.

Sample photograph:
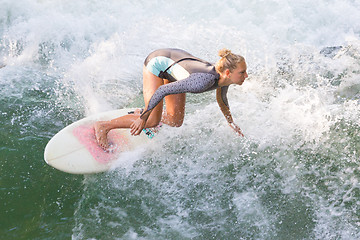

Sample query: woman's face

[229,61,248,85]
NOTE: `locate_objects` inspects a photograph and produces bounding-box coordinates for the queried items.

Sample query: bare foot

[94,121,110,150]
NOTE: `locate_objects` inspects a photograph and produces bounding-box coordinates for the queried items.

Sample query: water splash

[1,0,360,239]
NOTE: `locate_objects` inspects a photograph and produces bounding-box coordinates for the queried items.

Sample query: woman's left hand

[229,122,244,137]
[130,117,146,136]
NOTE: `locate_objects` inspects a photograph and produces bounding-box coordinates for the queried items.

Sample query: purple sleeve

[141,73,217,119]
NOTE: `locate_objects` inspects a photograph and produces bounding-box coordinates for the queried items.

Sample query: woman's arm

[131,73,217,135]
[216,86,244,136]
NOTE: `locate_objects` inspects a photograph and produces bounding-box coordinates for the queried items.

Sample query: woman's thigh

[142,67,186,127]
[142,66,164,126]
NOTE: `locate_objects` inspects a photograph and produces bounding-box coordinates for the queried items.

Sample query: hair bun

[218,48,232,58]
[216,48,244,73]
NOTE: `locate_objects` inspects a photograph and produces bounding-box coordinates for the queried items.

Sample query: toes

[94,123,109,150]
[100,142,109,151]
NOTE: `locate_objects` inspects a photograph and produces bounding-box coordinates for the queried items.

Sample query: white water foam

[1,0,360,239]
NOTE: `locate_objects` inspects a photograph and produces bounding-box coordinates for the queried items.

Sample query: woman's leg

[94,66,164,149]
[142,66,164,127]
[161,79,186,127]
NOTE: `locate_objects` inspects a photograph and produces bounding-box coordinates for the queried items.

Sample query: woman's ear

[225,69,231,78]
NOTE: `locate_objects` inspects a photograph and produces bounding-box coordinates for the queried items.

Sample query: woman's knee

[172,118,184,127]
[163,111,184,127]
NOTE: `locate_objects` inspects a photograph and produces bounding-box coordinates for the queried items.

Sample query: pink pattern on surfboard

[72,124,129,164]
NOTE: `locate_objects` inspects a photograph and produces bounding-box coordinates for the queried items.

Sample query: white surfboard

[44,109,152,174]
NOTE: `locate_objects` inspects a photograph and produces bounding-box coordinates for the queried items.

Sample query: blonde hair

[215,48,245,73]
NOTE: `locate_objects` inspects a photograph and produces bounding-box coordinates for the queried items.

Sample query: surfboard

[44,109,152,174]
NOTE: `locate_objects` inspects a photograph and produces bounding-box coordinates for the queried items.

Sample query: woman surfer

[95,48,248,150]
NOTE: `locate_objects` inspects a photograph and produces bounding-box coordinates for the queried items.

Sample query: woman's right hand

[229,122,244,137]
[130,117,146,135]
